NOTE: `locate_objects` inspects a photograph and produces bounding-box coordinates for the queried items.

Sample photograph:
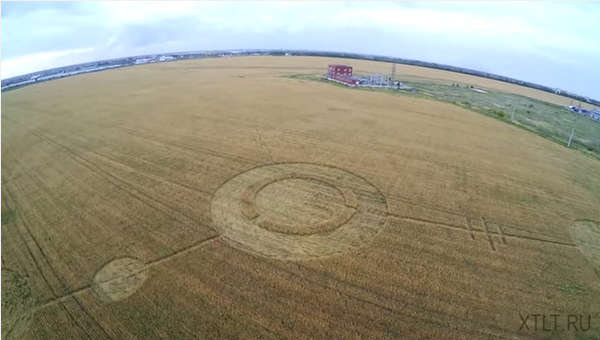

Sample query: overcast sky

[2,1,599,98]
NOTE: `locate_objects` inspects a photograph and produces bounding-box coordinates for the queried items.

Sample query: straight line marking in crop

[465,217,475,240]
[496,224,507,245]
[481,217,496,251]
[387,213,576,248]
[31,235,221,313]
[149,235,221,267]
[33,286,91,312]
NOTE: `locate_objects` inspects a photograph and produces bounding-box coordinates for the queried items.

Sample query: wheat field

[2,56,600,340]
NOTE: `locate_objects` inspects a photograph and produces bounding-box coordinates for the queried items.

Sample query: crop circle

[570,220,600,271]
[210,163,388,260]
[92,258,148,302]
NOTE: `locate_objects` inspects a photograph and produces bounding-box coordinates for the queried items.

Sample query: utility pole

[567,117,578,148]
[567,102,582,148]
[510,105,516,122]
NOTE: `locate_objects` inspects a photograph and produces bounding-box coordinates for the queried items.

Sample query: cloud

[1,1,599,98]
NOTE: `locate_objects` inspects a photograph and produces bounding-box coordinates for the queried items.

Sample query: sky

[2,1,599,98]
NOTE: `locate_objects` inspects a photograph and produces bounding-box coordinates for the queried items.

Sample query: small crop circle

[92,258,148,302]
[570,220,600,271]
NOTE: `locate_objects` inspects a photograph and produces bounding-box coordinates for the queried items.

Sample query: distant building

[324,64,359,86]
[323,64,414,89]
[328,64,353,77]
[134,58,152,65]
[590,109,600,122]
[158,56,175,62]
[330,75,360,86]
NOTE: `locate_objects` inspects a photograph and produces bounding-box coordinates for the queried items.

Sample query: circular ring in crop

[210,163,388,260]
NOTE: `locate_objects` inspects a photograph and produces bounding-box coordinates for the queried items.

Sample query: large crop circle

[210,163,388,260]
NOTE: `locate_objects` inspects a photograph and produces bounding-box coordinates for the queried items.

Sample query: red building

[328,64,353,77]
[330,75,359,86]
